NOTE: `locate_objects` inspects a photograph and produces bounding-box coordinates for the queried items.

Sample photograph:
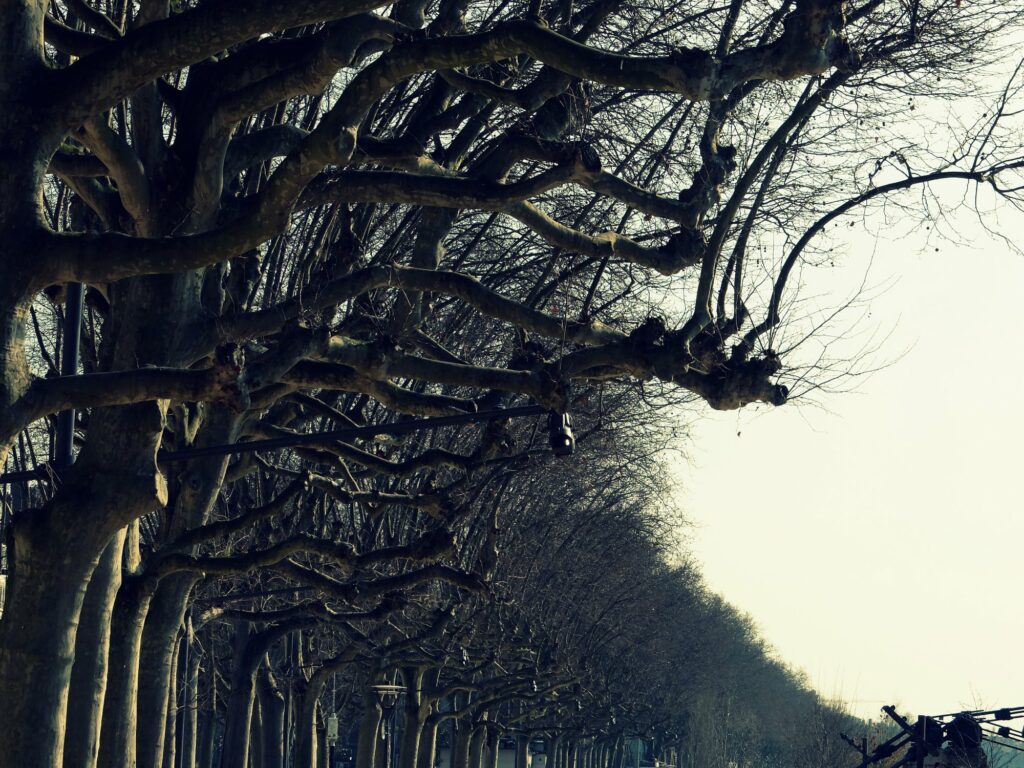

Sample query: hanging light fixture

[547,412,575,457]
[370,683,404,714]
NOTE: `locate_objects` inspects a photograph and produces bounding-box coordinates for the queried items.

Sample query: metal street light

[371,683,405,768]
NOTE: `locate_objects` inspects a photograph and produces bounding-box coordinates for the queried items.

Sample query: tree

[2,1,1024,767]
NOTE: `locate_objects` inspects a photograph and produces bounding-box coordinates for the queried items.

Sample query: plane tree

[2,1,1024,767]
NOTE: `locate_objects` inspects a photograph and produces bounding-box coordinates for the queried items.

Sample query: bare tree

[2,1,1024,767]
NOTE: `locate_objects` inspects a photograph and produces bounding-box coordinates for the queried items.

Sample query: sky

[678,190,1024,722]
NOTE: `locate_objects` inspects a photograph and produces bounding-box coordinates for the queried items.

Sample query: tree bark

[137,575,196,768]
[485,729,498,768]
[355,691,383,768]
[294,686,318,768]
[198,659,218,768]
[515,735,528,768]
[162,633,181,768]
[468,724,486,768]
[251,697,265,768]
[140,407,236,768]
[63,529,127,768]
[318,727,330,768]
[417,718,439,768]
[220,626,260,768]
[181,628,201,768]
[97,572,153,768]
[609,738,622,768]
[398,668,425,768]
[452,717,472,768]
[258,667,287,768]
[0,503,112,768]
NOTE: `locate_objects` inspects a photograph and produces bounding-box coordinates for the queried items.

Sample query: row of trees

[2,0,1024,766]
[110,423,850,768]
[15,410,863,768]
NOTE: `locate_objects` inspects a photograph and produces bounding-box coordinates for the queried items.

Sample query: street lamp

[370,683,404,712]
[371,683,405,768]
[546,412,575,457]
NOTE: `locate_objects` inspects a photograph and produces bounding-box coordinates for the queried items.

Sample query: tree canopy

[1,1,1023,767]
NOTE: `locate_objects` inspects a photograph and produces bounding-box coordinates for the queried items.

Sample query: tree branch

[50,0,399,128]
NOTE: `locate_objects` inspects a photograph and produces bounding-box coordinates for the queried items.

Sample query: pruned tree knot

[510,339,549,370]
[669,46,716,74]
[411,527,455,559]
[829,37,861,72]
[336,127,357,163]
[715,144,738,174]
[209,344,249,411]
[628,317,667,350]
[769,383,789,406]
[214,343,242,369]
[536,366,571,411]
[657,230,706,272]
[571,142,602,174]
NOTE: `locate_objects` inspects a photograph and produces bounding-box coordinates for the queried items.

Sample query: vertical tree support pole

[55,282,84,469]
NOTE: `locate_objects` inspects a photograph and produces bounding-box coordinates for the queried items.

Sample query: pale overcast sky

[679,189,1024,721]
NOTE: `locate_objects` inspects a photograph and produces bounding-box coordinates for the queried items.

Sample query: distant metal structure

[842,704,1024,767]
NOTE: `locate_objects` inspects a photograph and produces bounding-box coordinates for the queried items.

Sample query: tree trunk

[63,529,127,768]
[417,719,439,768]
[485,729,498,768]
[374,724,387,768]
[181,629,201,768]
[452,719,472,768]
[198,659,218,768]
[515,736,528,768]
[220,628,260,768]
[610,738,622,768]
[355,692,383,768]
[398,668,425,768]
[97,574,153,767]
[251,697,265,768]
[318,728,330,768]
[163,636,181,768]
[259,667,287,768]
[220,624,295,768]
[468,725,486,768]
[293,688,318,768]
[0,5,77,755]
[137,575,194,768]
[0,501,112,768]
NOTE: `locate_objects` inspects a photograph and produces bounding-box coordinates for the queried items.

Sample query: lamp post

[371,683,405,768]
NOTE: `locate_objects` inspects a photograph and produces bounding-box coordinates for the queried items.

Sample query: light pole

[371,683,405,768]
